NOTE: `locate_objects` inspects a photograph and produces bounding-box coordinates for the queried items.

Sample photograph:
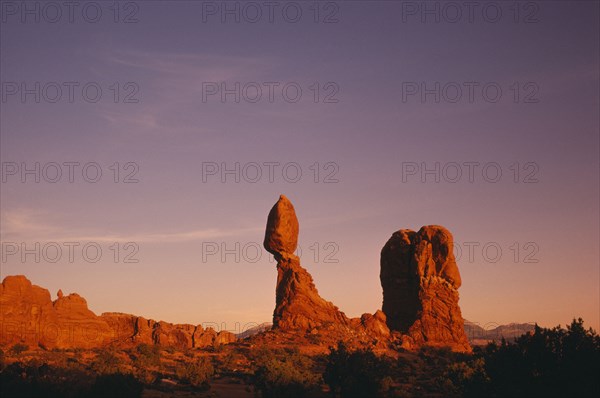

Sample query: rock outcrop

[273,255,350,331]
[0,275,113,349]
[101,313,236,349]
[351,310,391,340]
[265,195,350,331]
[380,226,471,352]
[2,198,471,354]
[263,195,391,350]
[0,275,236,349]
[263,195,469,352]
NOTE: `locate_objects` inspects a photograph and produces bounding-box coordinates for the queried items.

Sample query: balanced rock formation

[262,195,392,353]
[0,275,236,350]
[265,195,349,331]
[380,226,471,352]
[264,194,299,259]
[261,197,471,352]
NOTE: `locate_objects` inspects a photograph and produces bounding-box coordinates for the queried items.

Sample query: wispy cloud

[105,50,276,83]
[0,208,260,243]
[89,49,280,134]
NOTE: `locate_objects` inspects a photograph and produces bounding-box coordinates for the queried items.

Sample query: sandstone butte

[261,194,471,352]
[0,194,470,353]
[0,275,236,350]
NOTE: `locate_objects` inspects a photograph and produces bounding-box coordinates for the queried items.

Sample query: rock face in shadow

[380,226,471,352]
[0,275,236,349]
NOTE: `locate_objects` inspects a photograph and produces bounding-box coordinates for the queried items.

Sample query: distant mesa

[464,320,535,345]
[235,322,272,339]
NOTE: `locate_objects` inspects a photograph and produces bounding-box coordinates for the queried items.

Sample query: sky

[1,0,598,334]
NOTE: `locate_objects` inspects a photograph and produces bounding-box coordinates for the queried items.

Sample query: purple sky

[1,1,599,333]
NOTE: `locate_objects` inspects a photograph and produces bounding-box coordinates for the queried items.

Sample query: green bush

[10,343,28,355]
[0,361,92,397]
[323,342,392,398]
[92,348,122,375]
[133,343,161,367]
[452,318,600,398]
[253,348,320,398]
[175,356,215,387]
[443,357,489,397]
[219,351,240,372]
[129,344,161,385]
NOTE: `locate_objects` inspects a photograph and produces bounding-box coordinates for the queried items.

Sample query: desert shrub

[88,373,143,398]
[175,356,215,387]
[323,342,393,398]
[129,344,162,384]
[252,348,320,398]
[92,348,122,375]
[395,355,415,376]
[307,333,321,345]
[184,348,195,358]
[441,357,489,397]
[133,343,161,367]
[417,345,464,368]
[219,351,242,373]
[65,347,83,362]
[10,343,28,355]
[450,318,600,398]
[133,367,158,385]
[485,318,599,397]
[0,361,92,397]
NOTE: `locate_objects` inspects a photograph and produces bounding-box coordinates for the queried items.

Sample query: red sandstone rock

[273,255,350,331]
[264,194,299,259]
[1,201,470,354]
[264,195,348,331]
[359,310,390,339]
[216,330,237,346]
[100,314,235,349]
[264,195,391,347]
[0,275,113,349]
[380,226,471,352]
[0,275,236,350]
